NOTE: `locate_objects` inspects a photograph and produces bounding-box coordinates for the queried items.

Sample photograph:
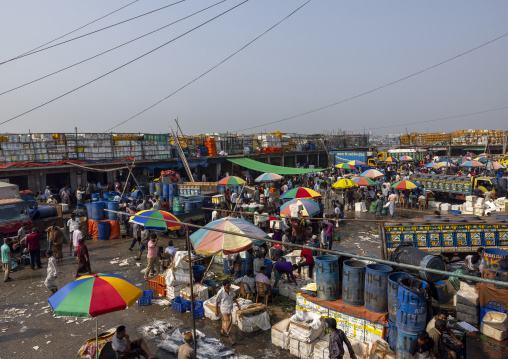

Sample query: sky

[1,0,508,136]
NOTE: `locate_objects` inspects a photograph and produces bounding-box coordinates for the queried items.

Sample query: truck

[387,148,426,161]
[0,182,32,241]
[409,173,506,200]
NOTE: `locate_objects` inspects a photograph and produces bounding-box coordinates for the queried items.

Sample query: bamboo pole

[186,230,197,355]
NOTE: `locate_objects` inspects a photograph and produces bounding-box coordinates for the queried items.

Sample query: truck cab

[0,182,32,241]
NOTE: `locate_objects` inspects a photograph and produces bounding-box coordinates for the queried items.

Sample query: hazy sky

[1,0,508,136]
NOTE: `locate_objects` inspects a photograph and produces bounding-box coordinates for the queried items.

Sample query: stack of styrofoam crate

[463,196,477,214]
[180,284,209,302]
[451,204,461,211]
[494,197,508,212]
[272,318,291,350]
[429,201,441,209]
[166,284,185,300]
[481,312,508,341]
[288,311,324,359]
[441,203,451,211]
[456,282,480,325]
[312,336,329,359]
[474,197,485,216]
[279,278,309,301]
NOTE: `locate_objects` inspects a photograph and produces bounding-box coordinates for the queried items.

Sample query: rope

[66,161,130,172]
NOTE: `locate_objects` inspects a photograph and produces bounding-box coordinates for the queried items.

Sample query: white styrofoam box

[456,303,479,316]
[482,312,508,331]
[312,337,329,359]
[166,284,185,299]
[180,284,209,302]
[474,202,484,209]
[459,281,478,294]
[289,311,324,343]
[344,340,371,359]
[474,209,485,216]
[327,309,386,343]
[441,203,451,211]
[451,205,461,211]
[481,323,508,341]
[237,310,270,333]
[466,195,478,202]
[457,311,479,325]
[272,318,291,349]
[476,198,485,204]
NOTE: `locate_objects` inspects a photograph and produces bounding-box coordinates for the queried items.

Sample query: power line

[0,0,187,65]
[104,0,312,132]
[0,0,227,97]
[364,105,508,131]
[15,0,140,58]
[0,0,249,127]
[234,30,508,132]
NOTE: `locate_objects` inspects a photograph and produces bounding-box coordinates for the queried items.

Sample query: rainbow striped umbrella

[48,273,143,318]
[460,160,485,168]
[348,160,366,166]
[280,199,319,218]
[486,161,505,170]
[399,156,413,161]
[255,172,283,182]
[474,157,488,163]
[352,176,376,187]
[392,180,420,190]
[438,162,454,168]
[281,187,322,199]
[360,169,384,179]
[335,163,356,170]
[129,209,181,231]
[381,157,398,163]
[425,162,441,169]
[190,217,267,255]
[218,176,246,186]
[332,178,357,189]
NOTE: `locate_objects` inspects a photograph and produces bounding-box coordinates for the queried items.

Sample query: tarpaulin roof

[0,157,135,169]
[228,157,326,174]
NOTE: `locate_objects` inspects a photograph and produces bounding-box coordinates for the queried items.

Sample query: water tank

[342,260,366,307]
[387,272,412,322]
[364,264,393,313]
[91,202,105,221]
[397,277,428,333]
[85,203,92,219]
[106,201,119,220]
[97,220,110,240]
[390,244,445,283]
[315,255,340,301]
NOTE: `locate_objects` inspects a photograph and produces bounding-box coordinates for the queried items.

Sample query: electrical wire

[0,0,227,96]
[0,0,249,127]
[234,30,508,132]
[15,0,140,58]
[0,0,187,65]
[103,0,312,132]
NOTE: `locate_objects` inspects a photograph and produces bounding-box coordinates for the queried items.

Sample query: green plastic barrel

[173,197,185,213]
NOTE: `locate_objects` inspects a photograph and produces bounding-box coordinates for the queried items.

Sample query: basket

[193,308,204,319]
[156,284,166,297]
[143,290,154,300]
[148,278,158,291]
[171,296,190,313]
[156,275,166,286]
[193,301,204,310]
[138,292,153,306]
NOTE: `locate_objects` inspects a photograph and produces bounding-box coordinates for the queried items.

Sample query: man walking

[22,228,43,270]
[67,213,81,255]
[144,234,159,280]
[325,318,356,359]
[2,238,18,282]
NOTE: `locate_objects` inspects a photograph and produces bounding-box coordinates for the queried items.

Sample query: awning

[228,157,327,174]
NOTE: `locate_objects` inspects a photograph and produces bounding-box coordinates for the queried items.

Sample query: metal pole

[106,209,508,288]
[96,317,98,359]
[186,229,197,356]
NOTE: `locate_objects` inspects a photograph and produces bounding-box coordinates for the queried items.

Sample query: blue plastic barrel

[35,206,57,219]
[388,272,412,322]
[85,203,92,218]
[388,319,397,352]
[149,182,155,196]
[155,182,162,196]
[223,257,231,274]
[91,202,104,221]
[91,193,100,201]
[168,184,177,197]
[396,330,418,359]
[342,260,366,307]
[193,265,205,283]
[173,197,184,213]
[315,255,340,301]
[97,220,110,240]
[163,183,170,200]
[203,280,216,297]
[184,201,194,213]
[106,201,119,220]
[397,277,428,333]
[76,204,86,210]
[365,263,393,313]
[434,281,450,303]
[241,258,246,277]
[103,191,111,198]
[264,259,272,279]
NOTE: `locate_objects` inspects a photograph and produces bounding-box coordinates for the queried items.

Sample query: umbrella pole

[186,230,197,356]
[96,317,98,359]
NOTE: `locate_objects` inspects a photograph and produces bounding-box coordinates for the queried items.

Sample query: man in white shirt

[67,214,81,255]
[211,210,218,222]
[231,192,238,205]
[112,325,156,359]
[44,186,52,200]
[234,269,256,294]
[282,183,288,193]
[72,228,82,256]
[255,266,278,296]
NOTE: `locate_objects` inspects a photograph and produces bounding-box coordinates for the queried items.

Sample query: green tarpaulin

[228,157,327,175]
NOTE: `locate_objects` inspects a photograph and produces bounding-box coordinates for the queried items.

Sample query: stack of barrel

[84,194,120,240]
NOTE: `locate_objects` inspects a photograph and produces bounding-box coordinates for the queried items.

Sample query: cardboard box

[272,318,291,349]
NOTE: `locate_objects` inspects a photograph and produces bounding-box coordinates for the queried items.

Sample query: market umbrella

[474,157,488,163]
[352,176,376,187]
[332,178,358,189]
[392,180,421,190]
[348,160,366,166]
[360,169,384,179]
[438,162,454,167]
[280,199,320,218]
[399,156,413,162]
[335,163,357,170]
[486,161,505,170]
[129,209,181,231]
[48,273,143,359]
[190,217,267,255]
[217,176,246,186]
[381,157,398,163]
[460,161,485,168]
[425,162,441,169]
[255,172,283,182]
[280,187,322,199]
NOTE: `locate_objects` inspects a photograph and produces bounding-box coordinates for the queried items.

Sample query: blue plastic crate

[143,290,153,300]
[171,296,190,313]
[480,301,507,322]
[193,308,204,319]
[193,301,204,310]
[138,295,152,306]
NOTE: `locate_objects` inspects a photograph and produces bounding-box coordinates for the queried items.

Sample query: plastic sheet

[138,320,173,339]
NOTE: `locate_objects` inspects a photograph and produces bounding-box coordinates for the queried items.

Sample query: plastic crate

[156,275,166,286]
[171,296,190,313]
[156,284,166,297]
[148,278,158,291]
[480,302,507,322]
[143,290,154,300]
[193,300,204,310]
[193,308,204,319]
[138,295,152,306]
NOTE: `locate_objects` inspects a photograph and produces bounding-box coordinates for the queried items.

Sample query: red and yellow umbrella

[281,187,322,199]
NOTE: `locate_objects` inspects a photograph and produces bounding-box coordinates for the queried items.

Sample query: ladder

[169,125,194,182]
